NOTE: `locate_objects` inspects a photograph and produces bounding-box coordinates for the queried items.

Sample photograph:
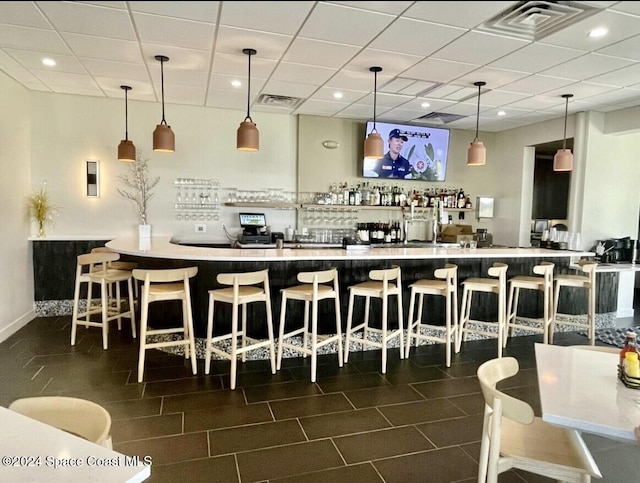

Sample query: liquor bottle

[619,331,638,368]
[465,195,472,209]
[457,189,466,208]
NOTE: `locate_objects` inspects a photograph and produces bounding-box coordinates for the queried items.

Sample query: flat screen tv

[362,121,450,181]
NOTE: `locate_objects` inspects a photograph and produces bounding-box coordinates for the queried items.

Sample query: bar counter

[103,236,607,339]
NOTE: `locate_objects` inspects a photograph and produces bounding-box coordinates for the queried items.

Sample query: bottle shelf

[224,202,299,209]
[223,202,475,212]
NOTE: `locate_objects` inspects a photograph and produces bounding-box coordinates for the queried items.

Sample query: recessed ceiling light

[421,102,430,108]
[42,58,56,67]
[497,110,506,116]
[231,80,241,87]
[333,92,343,99]
[589,27,608,38]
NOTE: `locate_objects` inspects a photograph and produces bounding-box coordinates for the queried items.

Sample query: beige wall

[0,71,34,341]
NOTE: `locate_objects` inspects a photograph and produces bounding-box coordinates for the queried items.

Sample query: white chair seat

[509,275,545,290]
[348,280,398,296]
[462,278,500,292]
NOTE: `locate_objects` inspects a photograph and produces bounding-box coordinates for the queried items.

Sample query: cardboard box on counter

[440,224,474,243]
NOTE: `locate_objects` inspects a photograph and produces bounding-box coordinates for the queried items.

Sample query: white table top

[0,406,150,482]
[535,343,640,442]
[106,236,593,262]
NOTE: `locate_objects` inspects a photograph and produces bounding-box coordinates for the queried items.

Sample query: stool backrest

[132,266,198,283]
[77,252,120,275]
[487,262,508,279]
[217,268,269,287]
[434,264,458,293]
[297,268,338,287]
[580,261,597,287]
[369,266,401,282]
[533,262,554,287]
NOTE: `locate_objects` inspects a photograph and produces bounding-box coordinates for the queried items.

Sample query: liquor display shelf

[174,178,220,221]
[223,202,475,212]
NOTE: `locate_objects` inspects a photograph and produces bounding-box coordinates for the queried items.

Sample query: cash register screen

[239,213,266,228]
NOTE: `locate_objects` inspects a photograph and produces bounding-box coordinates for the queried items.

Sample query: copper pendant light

[554,94,574,172]
[467,81,486,166]
[152,55,175,153]
[364,66,383,160]
[117,85,136,162]
[237,48,259,151]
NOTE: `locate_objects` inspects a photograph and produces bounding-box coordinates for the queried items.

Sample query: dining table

[0,405,151,482]
[535,343,640,442]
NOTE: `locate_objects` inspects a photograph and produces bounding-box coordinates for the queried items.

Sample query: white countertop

[106,236,593,262]
[0,406,150,482]
[535,343,640,442]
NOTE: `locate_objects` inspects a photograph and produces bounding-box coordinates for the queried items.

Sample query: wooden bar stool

[204,269,276,390]
[504,262,554,346]
[405,264,458,367]
[550,261,597,345]
[276,268,343,382]
[344,266,404,374]
[456,262,508,357]
[70,252,136,350]
[133,267,198,383]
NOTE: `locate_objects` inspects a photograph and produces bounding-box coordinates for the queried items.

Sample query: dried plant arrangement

[117,153,160,225]
[27,181,58,237]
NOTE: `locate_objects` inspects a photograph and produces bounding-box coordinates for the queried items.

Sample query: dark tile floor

[1,315,638,483]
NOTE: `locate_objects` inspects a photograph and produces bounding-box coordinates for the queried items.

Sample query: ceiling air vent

[477,1,601,41]
[413,112,467,126]
[256,94,303,109]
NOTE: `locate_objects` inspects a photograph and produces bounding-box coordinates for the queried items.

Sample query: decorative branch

[117,153,160,225]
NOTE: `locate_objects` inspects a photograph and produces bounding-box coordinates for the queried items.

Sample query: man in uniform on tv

[373,129,412,178]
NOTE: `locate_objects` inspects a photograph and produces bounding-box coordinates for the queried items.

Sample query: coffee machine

[597,237,637,263]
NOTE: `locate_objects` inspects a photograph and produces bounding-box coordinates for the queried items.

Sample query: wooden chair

[133,267,198,383]
[276,268,343,382]
[204,269,276,390]
[550,261,597,345]
[70,252,136,350]
[344,266,404,374]
[505,262,554,346]
[9,396,113,448]
[456,263,508,357]
[405,264,458,367]
[477,357,602,482]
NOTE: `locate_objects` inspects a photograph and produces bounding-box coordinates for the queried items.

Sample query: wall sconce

[86,160,99,197]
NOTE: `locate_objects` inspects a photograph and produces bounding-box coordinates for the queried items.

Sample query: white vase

[138,224,151,238]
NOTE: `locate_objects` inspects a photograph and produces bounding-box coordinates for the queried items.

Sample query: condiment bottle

[624,352,640,378]
[619,331,638,367]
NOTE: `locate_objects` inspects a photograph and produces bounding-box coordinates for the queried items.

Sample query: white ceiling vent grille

[477,1,601,41]
[413,112,467,126]
[256,94,304,109]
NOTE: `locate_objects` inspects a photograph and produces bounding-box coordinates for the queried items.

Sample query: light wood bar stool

[344,266,404,374]
[70,252,136,350]
[504,262,554,346]
[276,268,343,382]
[204,269,276,390]
[405,264,458,367]
[133,267,198,383]
[550,261,597,345]
[90,246,139,322]
[456,262,508,357]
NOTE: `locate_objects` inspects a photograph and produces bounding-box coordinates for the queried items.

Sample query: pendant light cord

[160,57,167,126]
[245,50,253,122]
[562,96,568,150]
[372,69,378,133]
[124,88,129,141]
[474,84,481,140]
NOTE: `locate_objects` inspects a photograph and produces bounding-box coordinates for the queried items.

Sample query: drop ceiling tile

[284,38,360,68]
[324,68,393,91]
[261,79,318,99]
[62,33,144,63]
[0,25,71,54]
[29,69,99,88]
[394,97,457,112]
[0,1,52,28]
[500,75,577,95]
[3,49,85,73]
[208,72,267,93]
[133,12,215,51]
[298,2,394,46]
[214,26,292,61]
[397,80,440,96]
[541,10,640,51]
[37,1,135,40]
[503,94,566,110]
[456,67,530,90]
[159,83,206,105]
[205,87,245,109]
[402,58,479,84]
[333,102,374,119]
[327,1,414,15]
[609,1,640,16]
[149,66,208,88]
[597,34,640,61]
[380,77,418,94]
[140,45,210,71]
[0,59,42,84]
[211,52,277,79]
[368,17,466,57]
[343,48,423,77]
[218,1,314,35]
[543,81,619,99]
[577,87,639,105]
[96,78,155,100]
[357,91,414,109]
[295,98,349,116]
[432,31,530,65]
[488,42,586,72]
[80,58,150,81]
[483,106,531,118]
[541,53,634,80]
[129,1,220,22]
[307,86,366,103]
[404,1,518,29]
[271,61,336,85]
[478,89,531,107]
[22,82,49,91]
[48,83,105,96]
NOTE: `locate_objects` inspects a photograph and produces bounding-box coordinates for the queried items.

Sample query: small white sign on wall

[477,196,494,219]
